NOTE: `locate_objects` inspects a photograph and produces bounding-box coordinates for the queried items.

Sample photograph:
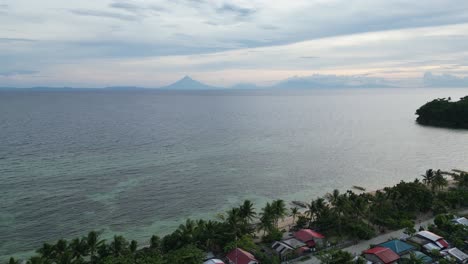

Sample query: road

[294,209,468,264]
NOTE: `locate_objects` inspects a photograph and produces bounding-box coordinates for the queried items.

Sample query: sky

[1,0,468,88]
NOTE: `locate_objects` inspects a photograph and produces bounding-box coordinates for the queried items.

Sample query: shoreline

[3,175,465,262]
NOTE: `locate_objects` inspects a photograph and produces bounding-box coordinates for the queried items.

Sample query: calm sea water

[1,88,467,260]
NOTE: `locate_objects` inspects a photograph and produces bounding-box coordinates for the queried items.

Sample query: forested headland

[416,96,468,128]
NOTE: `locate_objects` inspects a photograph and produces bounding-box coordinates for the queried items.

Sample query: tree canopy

[415,96,468,128]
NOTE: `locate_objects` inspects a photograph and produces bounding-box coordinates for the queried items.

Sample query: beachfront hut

[415,231,449,249]
[451,217,468,226]
[362,247,400,264]
[293,229,325,247]
[378,239,416,256]
[226,248,259,264]
[442,248,468,263]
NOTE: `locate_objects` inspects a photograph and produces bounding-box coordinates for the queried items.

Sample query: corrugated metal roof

[416,231,443,242]
[379,239,415,255]
[363,247,400,264]
[294,229,325,242]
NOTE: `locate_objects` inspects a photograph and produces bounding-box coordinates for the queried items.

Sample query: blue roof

[379,239,416,255]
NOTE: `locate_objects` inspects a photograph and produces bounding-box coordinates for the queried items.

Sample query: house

[378,239,416,256]
[226,248,259,264]
[408,234,445,255]
[204,259,226,264]
[272,238,309,256]
[362,247,400,264]
[451,217,468,226]
[442,248,468,263]
[293,229,325,247]
[415,231,449,249]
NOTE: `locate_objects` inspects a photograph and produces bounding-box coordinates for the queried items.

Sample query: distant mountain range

[3,72,464,91]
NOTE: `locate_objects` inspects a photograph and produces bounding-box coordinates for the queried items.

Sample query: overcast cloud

[1,0,468,87]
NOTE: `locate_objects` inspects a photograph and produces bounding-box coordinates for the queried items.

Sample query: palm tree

[328,192,349,236]
[176,218,197,245]
[150,235,161,251]
[202,220,223,252]
[432,170,448,191]
[37,243,55,260]
[69,238,88,261]
[109,235,128,257]
[129,240,138,260]
[421,169,434,186]
[290,207,299,227]
[326,189,340,206]
[226,208,244,238]
[86,231,104,263]
[452,171,468,188]
[8,257,19,264]
[271,199,287,228]
[258,202,275,235]
[239,200,256,224]
[53,239,68,262]
[28,256,49,264]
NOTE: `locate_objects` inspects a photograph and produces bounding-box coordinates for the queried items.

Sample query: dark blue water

[1,89,467,260]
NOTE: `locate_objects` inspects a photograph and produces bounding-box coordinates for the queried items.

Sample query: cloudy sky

[1,0,468,87]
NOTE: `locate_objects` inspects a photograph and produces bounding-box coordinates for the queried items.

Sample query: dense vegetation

[7,169,468,264]
[416,96,468,128]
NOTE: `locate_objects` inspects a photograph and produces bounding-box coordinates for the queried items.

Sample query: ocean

[1,88,467,260]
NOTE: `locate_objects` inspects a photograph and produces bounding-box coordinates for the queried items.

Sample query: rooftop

[363,246,400,264]
[378,239,416,255]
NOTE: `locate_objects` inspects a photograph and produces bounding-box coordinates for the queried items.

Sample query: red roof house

[363,247,400,264]
[226,248,259,264]
[293,229,325,247]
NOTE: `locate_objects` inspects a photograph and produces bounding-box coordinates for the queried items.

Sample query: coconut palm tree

[8,257,19,264]
[422,169,434,186]
[290,207,299,227]
[258,202,275,235]
[452,171,468,188]
[37,243,55,261]
[176,218,197,245]
[69,237,88,261]
[54,239,68,262]
[432,170,448,191]
[202,220,223,252]
[271,199,287,228]
[27,256,49,264]
[109,235,128,257]
[239,200,256,224]
[129,240,138,255]
[326,189,340,206]
[150,235,161,251]
[86,231,104,263]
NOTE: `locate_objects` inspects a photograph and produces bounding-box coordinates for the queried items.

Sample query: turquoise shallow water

[1,88,467,260]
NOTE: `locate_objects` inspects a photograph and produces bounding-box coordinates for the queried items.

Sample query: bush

[345,221,376,240]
